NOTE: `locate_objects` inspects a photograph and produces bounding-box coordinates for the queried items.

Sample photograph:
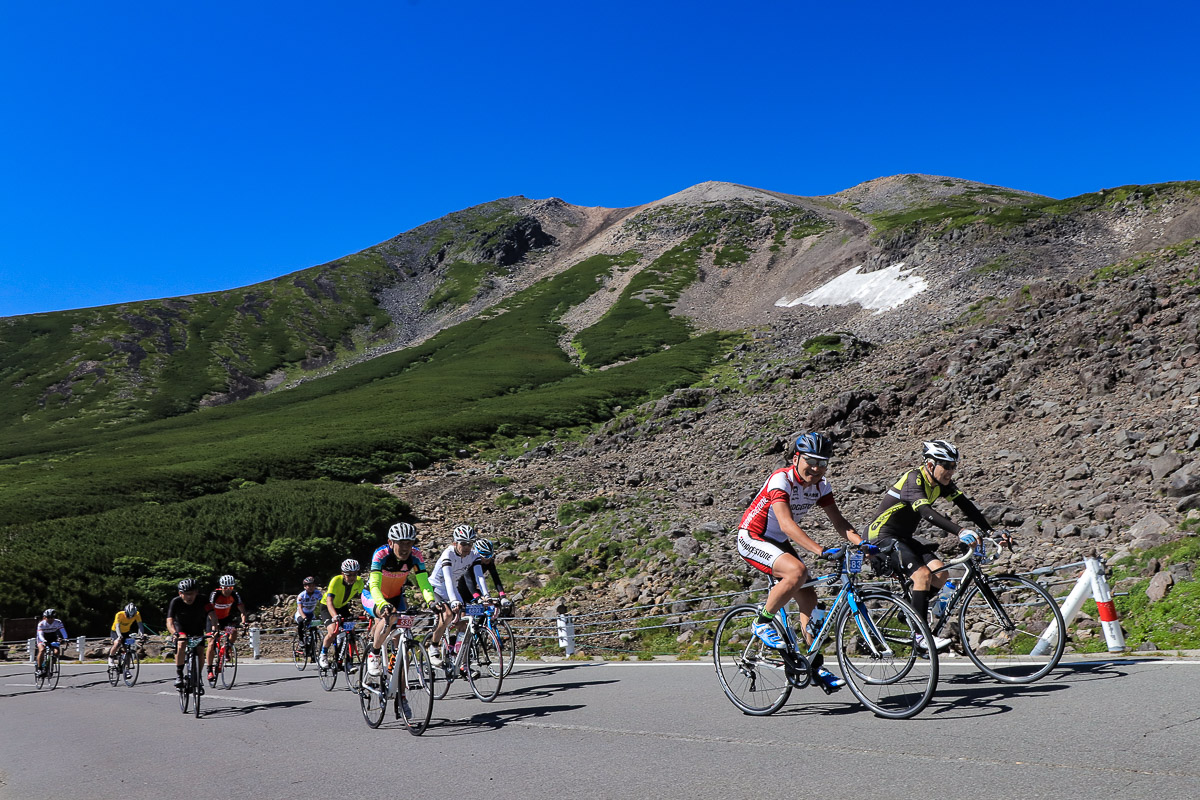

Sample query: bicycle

[177,635,207,718]
[432,603,504,703]
[490,603,518,678]
[209,626,238,689]
[713,542,938,720]
[878,534,1066,684]
[293,619,320,671]
[358,613,435,735]
[34,641,63,690]
[107,635,143,688]
[319,614,366,692]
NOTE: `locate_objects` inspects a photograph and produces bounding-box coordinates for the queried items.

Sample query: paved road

[2,656,1198,800]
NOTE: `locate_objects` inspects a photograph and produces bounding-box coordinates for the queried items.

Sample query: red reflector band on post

[1096,600,1118,622]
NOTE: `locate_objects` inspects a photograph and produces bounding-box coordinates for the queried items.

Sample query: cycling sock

[911,589,930,621]
[369,646,381,656]
[756,610,775,624]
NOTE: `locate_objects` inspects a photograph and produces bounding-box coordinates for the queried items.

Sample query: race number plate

[463,604,487,616]
[848,551,864,574]
[395,616,414,629]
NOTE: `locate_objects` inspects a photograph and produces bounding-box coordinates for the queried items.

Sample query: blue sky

[2,1,1196,317]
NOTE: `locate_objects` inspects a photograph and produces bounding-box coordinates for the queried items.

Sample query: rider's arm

[949,492,993,534]
[413,570,436,606]
[770,499,823,557]
[440,561,464,605]
[471,561,490,599]
[484,561,506,594]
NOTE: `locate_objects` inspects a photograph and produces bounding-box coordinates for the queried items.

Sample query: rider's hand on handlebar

[377,603,394,617]
[958,530,979,546]
[820,547,842,560]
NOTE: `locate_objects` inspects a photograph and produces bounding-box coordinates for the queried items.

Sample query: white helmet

[218,574,236,588]
[341,559,361,573]
[388,522,417,542]
[452,523,477,543]
[922,440,960,464]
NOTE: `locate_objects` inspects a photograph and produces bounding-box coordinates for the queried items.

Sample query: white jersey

[295,588,324,615]
[428,546,487,605]
[37,619,69,642]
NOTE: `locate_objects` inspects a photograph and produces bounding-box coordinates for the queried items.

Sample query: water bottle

[934,580,956,619]
[805,606,827,640]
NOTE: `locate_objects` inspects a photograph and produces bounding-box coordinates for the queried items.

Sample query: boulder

[1146,571,1174,602]
[673,536,701,558]
[1127,512,1173,540]
[1166,463,1200,497]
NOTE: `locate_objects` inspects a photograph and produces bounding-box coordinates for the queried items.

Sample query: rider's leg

[762,554,809,617]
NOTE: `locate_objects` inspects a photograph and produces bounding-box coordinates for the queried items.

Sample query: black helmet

[793,432,833,462]
[178,578,198,592]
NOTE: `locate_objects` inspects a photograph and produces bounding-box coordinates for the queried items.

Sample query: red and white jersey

[739,466,834,545]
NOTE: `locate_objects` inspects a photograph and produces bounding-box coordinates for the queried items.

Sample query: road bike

[293,619,320,671]
[34,641,63,690]
[490,603,518,678]
[358,614,435,735]
[713,542,938,720]
[319,614,366,692]
[877,534,1066,683]
[432,603,504,702]
[209,625,238,689]
[107,635,142,687]
[177,635,207,718]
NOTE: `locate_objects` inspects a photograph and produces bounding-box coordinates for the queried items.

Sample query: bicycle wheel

[319,644,339,692]
[48,652,61,690]
[192,652,203,718]
[958,575,1066,683]
[124,648,140,688]
[292,637,307,671]
[497,619,516,677]
[358,654,386,728]
[432,634,453,700]
[179,667,191,714]
[836,593,937,720]
[219,642,237,689]
[34,654,47,690]
[399,637,435,736]
[108,652,120,687]
[343,637,361,691]
[712,604,792,716]
[466,627,503,702]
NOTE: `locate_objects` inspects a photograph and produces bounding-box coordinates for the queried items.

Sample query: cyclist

[363,523,436,685]
[461,538,511,611]
[737,432,861,692]
[319,558,364,669]
[36,609,69,676]
[165,578,217,688]
[428,523,491,670]
[294,577,324,644]
[108,603,148,669]
[866,440,1007,650]
[206,575,248,682]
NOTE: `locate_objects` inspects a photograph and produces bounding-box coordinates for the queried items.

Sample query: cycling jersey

[208,590,244,621]
[461,560,505,598]
[429,546,488,605]
[166,595,212,635]
[111,610,144,634]
[295,589,324,616]
[323,574,364,611]
[867,468,992,541]
[739,465,834,545]
[37,619,69,642]
[366,544,434,603]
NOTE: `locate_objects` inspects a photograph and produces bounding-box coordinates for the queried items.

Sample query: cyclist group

[736,433,1010,691]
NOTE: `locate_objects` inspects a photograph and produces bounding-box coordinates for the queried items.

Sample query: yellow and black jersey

[867,468,990,540]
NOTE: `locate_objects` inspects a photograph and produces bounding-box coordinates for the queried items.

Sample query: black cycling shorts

[875,536,941,578]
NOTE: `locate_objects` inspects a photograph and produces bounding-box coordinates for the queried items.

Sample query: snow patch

[776,262,927,314]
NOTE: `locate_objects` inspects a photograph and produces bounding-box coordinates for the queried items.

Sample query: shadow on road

[426,702,588,736]
[199,699,312,718]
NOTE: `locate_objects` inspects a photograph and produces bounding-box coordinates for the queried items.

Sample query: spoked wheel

[319,648,339,692]
[219,642,237,689]
[178,671,191,714]
[712,604,792,716]
[34,655,49,690]
[399,637,435,735]
[958,576,1066,684]
[124,649,141,688]
[292,637,308,671]
[358,655,386,728]
[497,619,516,677]
[466,627,504,702]
[836,593,937,720]
[343,639,361,691]
[432,635,453,700]
[107,655,120,687]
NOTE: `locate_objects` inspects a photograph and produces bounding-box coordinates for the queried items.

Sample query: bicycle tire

[319,645,339,692]
[712,604,792,716]
[292,637,307,671]
[958,575,1066,683]
[108,653,120,687]
[399,637,435,736]
[48,652,61,690]
[466,626,504,702]
[193,652,203,718]
[835,592,937,719]
[344,636,361,691]
[358,651,386,728]
[124,647,140,688]
[34,654,47,690]
[497,619,516,677]
[219,641,238,689]
[432,634,453,700]
[179,663,191,714]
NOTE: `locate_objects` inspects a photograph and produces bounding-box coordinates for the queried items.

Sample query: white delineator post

[250,627,261,659]
[557,615,576,656]
[1033,557,1125,655]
